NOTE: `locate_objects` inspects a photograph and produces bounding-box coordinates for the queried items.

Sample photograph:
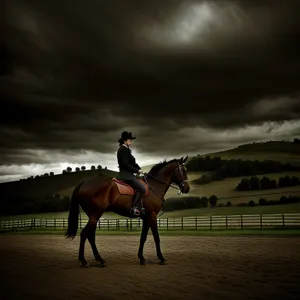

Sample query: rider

[116,131,146,216]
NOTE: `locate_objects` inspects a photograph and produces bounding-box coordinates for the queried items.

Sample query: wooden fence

[1,212,300,232]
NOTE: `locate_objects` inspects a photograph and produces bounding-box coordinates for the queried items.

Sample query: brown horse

[65,155,190,267]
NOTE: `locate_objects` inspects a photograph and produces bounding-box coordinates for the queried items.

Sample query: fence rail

[1,212,300,232]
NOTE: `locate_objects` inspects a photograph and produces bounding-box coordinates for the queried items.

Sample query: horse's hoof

[80,262,90,268]
[159,260,167,265]
[140,260,148,265]
[97,262,107,268]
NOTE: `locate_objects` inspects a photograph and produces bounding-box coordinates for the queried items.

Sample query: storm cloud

[1,0,300,181]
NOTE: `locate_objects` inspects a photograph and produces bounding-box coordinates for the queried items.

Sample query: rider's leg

[124,178,146,215]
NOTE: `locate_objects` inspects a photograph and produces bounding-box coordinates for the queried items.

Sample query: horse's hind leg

[87,216,106,267]
[78,216,103,267]
[78,221,89,267]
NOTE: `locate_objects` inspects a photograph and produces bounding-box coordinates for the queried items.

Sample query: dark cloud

[1,0,300,171]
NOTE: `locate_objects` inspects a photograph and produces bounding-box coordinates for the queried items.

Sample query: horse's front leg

[138,215,150,265]
[150,212,166,265]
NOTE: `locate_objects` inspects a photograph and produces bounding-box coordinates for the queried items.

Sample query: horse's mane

[149,158,178,174]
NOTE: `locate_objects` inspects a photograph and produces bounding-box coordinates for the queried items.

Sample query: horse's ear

[179,157,183,164]
[183,155,188,163]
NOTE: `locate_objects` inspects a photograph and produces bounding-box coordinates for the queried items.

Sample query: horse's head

[170,155,190,194]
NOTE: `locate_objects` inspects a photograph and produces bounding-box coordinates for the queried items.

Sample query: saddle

[112,178,150,196]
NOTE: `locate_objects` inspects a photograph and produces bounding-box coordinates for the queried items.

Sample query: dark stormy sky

[1,0,300,182]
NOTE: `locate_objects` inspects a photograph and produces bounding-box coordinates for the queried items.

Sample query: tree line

[21,164,107,181]
[1,195,70,216]
[163,194,300,212]
[236,175,300,190]
[238,195,300,207]
[187,156,298,184]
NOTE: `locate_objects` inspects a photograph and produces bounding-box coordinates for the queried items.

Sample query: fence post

[226,215,228,230]
[210,216,212,230]
[260,214,263,230]
[167,218,168,230]
[282,213,285,229]
[181,217,184,230]
[195,217,198,230]
[240,215,243,230]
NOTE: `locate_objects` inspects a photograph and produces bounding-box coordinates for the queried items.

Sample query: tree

[62,169,67,174]
[199,196,208,207]
[269,179,277,189]
[81,166,86,171]
[50,172,54,176]
[280,196,288,204]
[249,176,260,190]
[259,198,267,206]
[209,195,218,208]
[291,176,300,186]
[66,167,72,173]
[236,178,250,190]
[75,167,80,172]
[91,165,96,170]
[97,165,102,170]
[261,176,271,189]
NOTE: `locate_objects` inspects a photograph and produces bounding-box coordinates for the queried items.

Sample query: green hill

[142,141,300,171]
[0,168,117,215]
[205,140,300,166]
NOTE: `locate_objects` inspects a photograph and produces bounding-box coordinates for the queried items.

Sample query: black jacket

[117,145,141,180]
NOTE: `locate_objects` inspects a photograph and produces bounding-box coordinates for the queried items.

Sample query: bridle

[142,162,189,199]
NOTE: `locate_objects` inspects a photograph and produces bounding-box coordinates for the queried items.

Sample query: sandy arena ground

[0,234,299,300]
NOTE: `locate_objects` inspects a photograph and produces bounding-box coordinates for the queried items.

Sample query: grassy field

[1,171,299,221]
[161,171,300,201]
[1,140,300,221]
[57,170,300,206]
[1,202,300,221]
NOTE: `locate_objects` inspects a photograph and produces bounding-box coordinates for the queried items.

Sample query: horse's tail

[65,181,84,239]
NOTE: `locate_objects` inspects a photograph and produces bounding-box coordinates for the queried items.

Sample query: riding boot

[131,191,142,215]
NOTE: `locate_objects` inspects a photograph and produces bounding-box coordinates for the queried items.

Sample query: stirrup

[131,207,140,215]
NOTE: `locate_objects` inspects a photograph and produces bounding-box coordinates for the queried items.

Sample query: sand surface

[0,234,299,300]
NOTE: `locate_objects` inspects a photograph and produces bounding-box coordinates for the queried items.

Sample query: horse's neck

[148,165,175,197]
